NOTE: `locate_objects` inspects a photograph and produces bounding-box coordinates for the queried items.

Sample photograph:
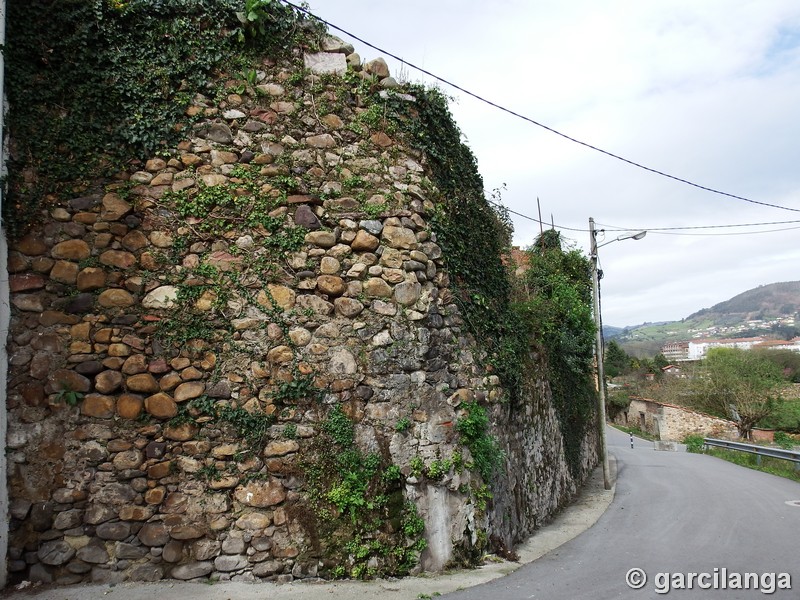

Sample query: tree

[653,353,669,371]
[604,340,630,378]
[755,348,800,383]
[690,348,786,439]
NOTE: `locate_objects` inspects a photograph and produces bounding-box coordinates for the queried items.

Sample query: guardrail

[703,438,800,470]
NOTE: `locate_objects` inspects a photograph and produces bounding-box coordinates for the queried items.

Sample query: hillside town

[662,335,800,362]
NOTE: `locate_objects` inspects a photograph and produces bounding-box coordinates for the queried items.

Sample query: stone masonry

[5,40,596,585]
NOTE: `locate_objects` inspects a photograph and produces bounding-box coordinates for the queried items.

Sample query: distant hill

[609,281,800,358]
[687,281,800,323]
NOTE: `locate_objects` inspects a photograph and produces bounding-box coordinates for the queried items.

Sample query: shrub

[682,434,705,453]
[774,431,795,450]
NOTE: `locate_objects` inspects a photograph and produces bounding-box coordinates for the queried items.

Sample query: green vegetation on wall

[387,87,527,403]
[518,230,597,475]
[359,82,597,474]
[303,406,426,579]
[3,0,322,238]
[456,401,506,481]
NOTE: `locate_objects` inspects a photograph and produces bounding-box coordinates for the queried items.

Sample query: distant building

[661,336,800,361]
[686,337,765,360]
[661,364,685,378]
[662,341,689,362]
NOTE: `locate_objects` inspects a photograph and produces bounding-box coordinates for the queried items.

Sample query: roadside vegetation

[605,342,800,439]
[703,448,800,484]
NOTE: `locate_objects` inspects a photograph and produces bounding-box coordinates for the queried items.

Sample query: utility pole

[589,218,612,490]
[589,218,647,491]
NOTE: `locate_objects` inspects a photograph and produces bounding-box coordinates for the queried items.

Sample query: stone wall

[4,44,596,585]
[614,398,738,441]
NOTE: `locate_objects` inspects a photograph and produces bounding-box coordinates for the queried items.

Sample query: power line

[596,219,800,232]
[488,199,800,236]
[282,0,800,214]
[604,225,800,237]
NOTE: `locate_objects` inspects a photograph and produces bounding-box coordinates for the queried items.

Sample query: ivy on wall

[371,84,597,473]
[3,0,322,238]
[386,87,528,404]
[518,230,597,475]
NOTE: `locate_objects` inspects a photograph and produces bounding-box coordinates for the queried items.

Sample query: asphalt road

[443,427,800,599]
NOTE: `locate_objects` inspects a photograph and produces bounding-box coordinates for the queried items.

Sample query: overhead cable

[281,0,800,214]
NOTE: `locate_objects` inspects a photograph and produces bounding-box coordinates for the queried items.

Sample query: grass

[610,424,658,441]
[705,448,800,483]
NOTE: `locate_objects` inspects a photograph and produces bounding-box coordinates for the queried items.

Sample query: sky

[307,0,800,327]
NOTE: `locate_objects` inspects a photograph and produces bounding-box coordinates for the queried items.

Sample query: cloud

[310,0,800,326]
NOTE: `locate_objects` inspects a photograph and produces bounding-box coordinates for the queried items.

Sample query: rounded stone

[99,250,137,269]
[15,234,48,256]
[149,231,173,248]
[126,373,160,394]
[162,540,184,563]
[98,289,135,308]
[235,512,271,530]
[171,561,213,580]
[214,555,248,572]
[164,423,197,441]
[138,522,170,547]
[50,260,79,284]
[81,394,115,418]
[51,239,90,261]
[174,381,205,402]
[101,194,133,221]
[114,394,142,420]
[316,275,346,297]
[263,440,299,457]
[121,230,149,251]
[37,540,76,566]
[144,393,178,419]
[76,544,110,564]
[334,297,364,318]
[169,525,204,540]
[142,286,178,309]
[351,230,380,252]
[76,267,107,291]
[112,449,143,470]
[364,277,392,298]
[147,461,172,479]
[288,328,312,346]
[294,294,333,316]
[394,281,422,306]
[330,349,358,375]
[257,285,296,311]
[119,505,154,521]
[49,369,92,394]
[319,256,340,274]
[95,370,124,394]
[145,487,167,505]
[96,521,132,541]
[267,345,293,364]
[304,230,336,248]
[233,479,286,507]
[159,372,182,391]
[122,354,149,375]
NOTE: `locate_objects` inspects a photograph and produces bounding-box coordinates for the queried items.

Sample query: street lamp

[589,218,646,490]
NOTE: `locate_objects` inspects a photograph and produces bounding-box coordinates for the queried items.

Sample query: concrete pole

[589,218,612,490]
